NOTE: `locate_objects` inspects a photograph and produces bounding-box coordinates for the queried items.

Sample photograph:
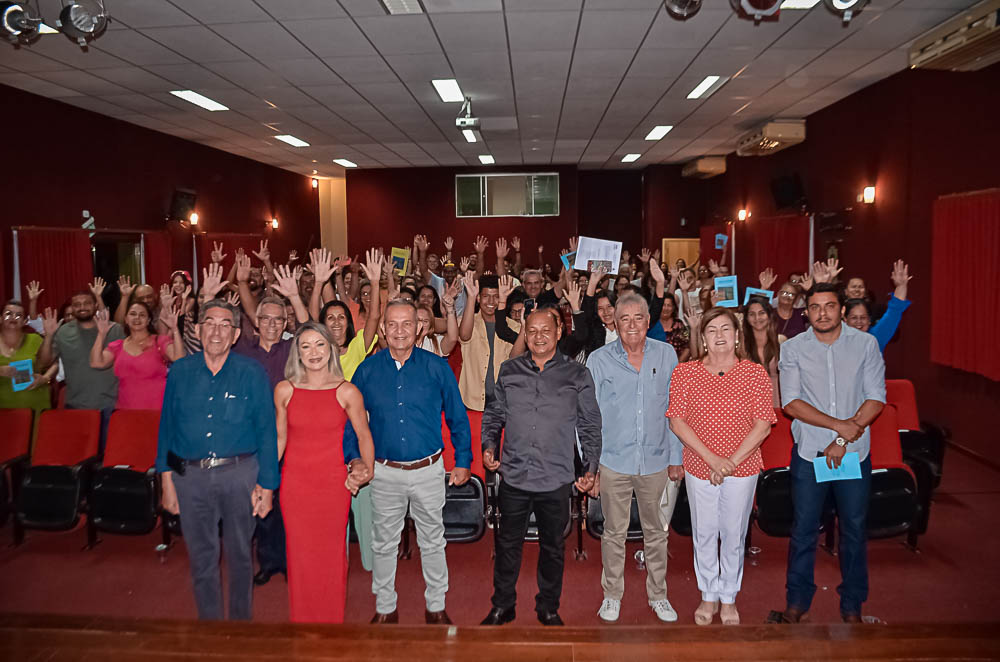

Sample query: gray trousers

[370,459,448,614]
[173,455,258,620]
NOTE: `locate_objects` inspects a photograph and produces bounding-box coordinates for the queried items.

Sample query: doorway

[661,238,700,270]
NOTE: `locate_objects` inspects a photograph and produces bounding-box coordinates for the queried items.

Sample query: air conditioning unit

[736,120,805,157]
[682,156,727,178]
[909,0,1000,72]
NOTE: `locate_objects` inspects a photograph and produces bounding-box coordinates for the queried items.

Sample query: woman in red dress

[275,321,375,623]
[667,307,775,626]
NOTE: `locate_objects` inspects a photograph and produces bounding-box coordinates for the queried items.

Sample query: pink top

[665,359,776,480]
[108,335,172,410]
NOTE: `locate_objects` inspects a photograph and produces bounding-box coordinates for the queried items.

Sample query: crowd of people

[0,233,913,626]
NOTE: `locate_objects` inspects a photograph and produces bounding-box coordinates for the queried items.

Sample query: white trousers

[685,471,758,604]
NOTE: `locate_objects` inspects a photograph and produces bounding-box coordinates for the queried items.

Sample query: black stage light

[57,1,109,48]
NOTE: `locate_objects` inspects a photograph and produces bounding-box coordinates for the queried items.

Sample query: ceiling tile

[576,9,658,50]
[146,63,238,89]
[506,12,579,51]
[140,26,249,62]
[281,19,377,58]
[356,15,442,55]
[27,37,129,69]
[31,69,131,96]
[570,49,635,80]
[90,30,189,66]
[168,0,272,24]
[626,47,697,78]
[0,72,81,97]
[0,49,74,73]
[322,57,400,84]
[644,9,732,49]
[451,51,512,82]
[738,49,825,79]
[99,93,178,114]
[204,61,288,90]
[511,50,572,80]
[837,8,961,49]
[431,12,508,52]
[255,0,348,20]
[110,0,199,28]
[89,66,177,93]
[264,58,342,86]
[384,53,454,82]
[212,22,316,61]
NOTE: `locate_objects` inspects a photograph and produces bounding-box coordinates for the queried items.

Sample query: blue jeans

[786,448,872,615]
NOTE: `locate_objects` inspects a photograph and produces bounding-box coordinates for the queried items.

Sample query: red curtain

[735,214,811,287]
[16,228,93,310]
[931,189,1000,381]
[143,231,173,289]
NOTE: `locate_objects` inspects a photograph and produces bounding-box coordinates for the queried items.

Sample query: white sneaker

[598,598,621,622]
[650,599,678,622]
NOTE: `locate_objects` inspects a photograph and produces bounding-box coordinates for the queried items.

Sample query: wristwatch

[834,436,848,447]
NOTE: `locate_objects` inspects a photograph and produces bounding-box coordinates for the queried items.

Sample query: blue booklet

[9,358,34,392]
[714,275,738,308]
[812,452,862,482]
[560,250,577,272]
[714,233,728,250]
[743,287,775,306]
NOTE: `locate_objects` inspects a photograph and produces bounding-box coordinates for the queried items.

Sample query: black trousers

[254,488,286,574]
[492,481,571,614]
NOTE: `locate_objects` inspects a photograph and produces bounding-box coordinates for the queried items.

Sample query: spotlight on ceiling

[56,1,109,49]
[665,0,702,20]
[823,0,867,24]
[0,2,43,45]
[730,0,781,24]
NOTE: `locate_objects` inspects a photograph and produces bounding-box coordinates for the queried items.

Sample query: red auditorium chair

[86,410,163,549]
[0,409,33,528]
[866,404,921,549]
[886,379,945,494]
[13,409,101,545]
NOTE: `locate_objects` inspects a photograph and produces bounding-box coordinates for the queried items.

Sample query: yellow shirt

[459,312,518,412]
[340,332,378,381]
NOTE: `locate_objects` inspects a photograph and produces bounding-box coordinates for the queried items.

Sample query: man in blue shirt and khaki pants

[346,299,472,625]
[157,299,279,621]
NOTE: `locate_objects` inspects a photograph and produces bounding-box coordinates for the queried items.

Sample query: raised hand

[42,307,60,335]
[496,237,509,260]
[891,259,911,288]
[565,280,582,311]
[568,236,579,252]
[639,248,651,263]
[653,248,661,262]
[236,251,252,283]
[309,248,335,284]
[710,289,723,306]
[442,279,461,311]
[89,277,107,300]
[360,248,384,284]
[287,249,299,264]
[462,271,479,299]
[498,274,515,301]
[118,275,135,298]
[473,235,489,254]
[459,256,470,273]
[201,263,229,301]
[211,241,226,264]
[225,291,240,308]
[252,239,270,264]
[678,270,695,292]
[708,258,720,275]
[443,236,454,253]
[589,265,608,290]
[271,264,300,299]
[159,283,173,308]
[95,308,112,334]
[27,280,44,301]
[811,260,831,284]
[159,301,180,330]
[668,265,680,283]
[759,267,777,291]
[413,234,429,252]
[825,257,843,281]
[800,269,814,291]
[648,258,666,284]
[684,308,702,331]
[511,236,520,252]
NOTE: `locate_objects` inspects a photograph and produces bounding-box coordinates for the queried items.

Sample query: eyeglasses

[258,315,287,326]
[201,321,234,332]
[778,291,796,298]
[3,311,25,321]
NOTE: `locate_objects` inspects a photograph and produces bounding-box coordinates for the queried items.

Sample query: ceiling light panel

[333,158,357,168]
[478,155,495,164]
[686,75,728,100]
[779,0,821,7]
[621,153,641,163]
[431,79,464,103]
[381,0,425,15]
[275,135,310,147]
[645,125,674,140]
[169,90,229,111]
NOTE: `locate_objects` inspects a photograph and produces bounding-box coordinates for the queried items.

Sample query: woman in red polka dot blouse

[666,307,776,626]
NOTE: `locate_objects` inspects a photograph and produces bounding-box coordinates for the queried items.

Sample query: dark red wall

[578,170,643,249]
[641,165,710,249]
[700,63,1000,456]
[346,165,579,270]
[1,84,320,300]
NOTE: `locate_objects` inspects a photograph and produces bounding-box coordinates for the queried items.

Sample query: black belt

[184,452,256,470]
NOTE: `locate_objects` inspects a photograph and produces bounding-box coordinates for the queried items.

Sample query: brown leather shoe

[842,611,862,624]
[370,610,399,624]
[425,609,452,625]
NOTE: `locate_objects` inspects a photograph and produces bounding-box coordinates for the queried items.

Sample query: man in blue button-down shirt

[344,299,471,625]
[777,283,885,624]
[157,299,279,621]
[586,293,684,624]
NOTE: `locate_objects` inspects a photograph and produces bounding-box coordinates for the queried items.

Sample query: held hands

[705,453,737,482]
[586,471,601,498]
[574,471,596,494]
[667,465,685,482]
[251,485,273,518]
[482,448,501,472]
[346,459,372,495]
[823,441,847,470]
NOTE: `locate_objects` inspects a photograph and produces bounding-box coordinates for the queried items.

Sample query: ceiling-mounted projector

[736,120,806,156]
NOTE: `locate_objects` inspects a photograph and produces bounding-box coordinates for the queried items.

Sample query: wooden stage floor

[1,613,998,661]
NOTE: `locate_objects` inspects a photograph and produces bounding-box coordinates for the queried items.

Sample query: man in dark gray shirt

[480,306,602,627]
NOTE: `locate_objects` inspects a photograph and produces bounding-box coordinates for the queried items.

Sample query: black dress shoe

[842,611,863,624]
[370,610,399,624]
[426,609,452,624]
[253,569,285,586]
[480,607,516,625]
[537,610,564,626]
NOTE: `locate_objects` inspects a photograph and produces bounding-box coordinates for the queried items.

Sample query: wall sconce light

[737,208,750,221]
[861,186,876,204]
[311,178,318,189]
[271,217,279,230]
[189,211,199,226]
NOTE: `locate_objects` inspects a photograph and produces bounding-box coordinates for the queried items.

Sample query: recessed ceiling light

[779,0,821,7]
[333,158,357,168]
[169,90,229,112]
[462,129,478,143]
[645,125,674,141]
[479,155,495,165]
[275,135,309,147]
[432,79,464,103]
[621,153,641,163]
[687,75,727,100]
[380,0,424,14]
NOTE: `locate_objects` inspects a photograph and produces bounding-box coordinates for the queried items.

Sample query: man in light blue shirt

[776,283,885,624]
[586,293,684,625]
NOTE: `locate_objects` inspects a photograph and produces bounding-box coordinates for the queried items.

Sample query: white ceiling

[0,0,977,175]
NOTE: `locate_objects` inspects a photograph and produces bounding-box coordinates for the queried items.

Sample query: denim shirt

[586,338,683,475]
